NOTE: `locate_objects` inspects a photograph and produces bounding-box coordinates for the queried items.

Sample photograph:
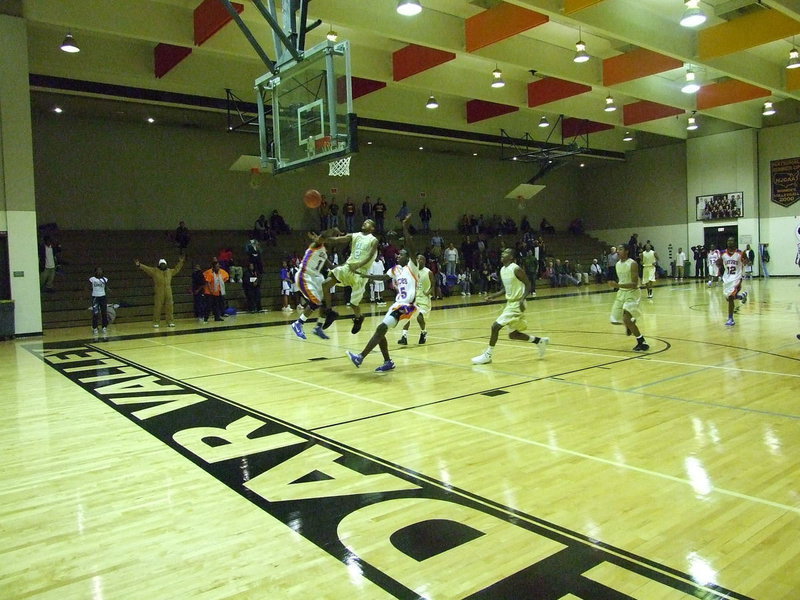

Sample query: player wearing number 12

[717,236,749,327]
[347,216,417,372]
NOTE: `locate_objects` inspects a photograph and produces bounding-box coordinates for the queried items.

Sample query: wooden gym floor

[2,278,799,599]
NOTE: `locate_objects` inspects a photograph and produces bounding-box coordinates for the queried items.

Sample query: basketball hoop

[329,155,351,177]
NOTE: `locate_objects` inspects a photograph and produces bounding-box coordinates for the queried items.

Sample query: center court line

[127,344,800,516]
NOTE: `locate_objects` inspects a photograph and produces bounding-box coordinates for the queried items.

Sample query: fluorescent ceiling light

[397,0,422,16]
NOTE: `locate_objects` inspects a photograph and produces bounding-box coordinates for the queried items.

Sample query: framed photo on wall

[695,192,743,221]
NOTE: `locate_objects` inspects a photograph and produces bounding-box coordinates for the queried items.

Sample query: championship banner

[770,157,800,207]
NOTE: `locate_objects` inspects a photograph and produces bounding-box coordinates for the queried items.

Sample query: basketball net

[329,155,351,177]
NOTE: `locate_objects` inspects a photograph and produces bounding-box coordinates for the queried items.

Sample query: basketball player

[398,253,434,345]
[347,216,416,372]
[322,219,379,334]
[640,243,658,299]
[716,237,748,327]
[608,243,649,351]
[290,229,341,340]
[471,247,549,365]
[707,246,721,286]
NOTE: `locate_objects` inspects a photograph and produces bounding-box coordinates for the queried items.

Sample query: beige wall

[32,111,581,233]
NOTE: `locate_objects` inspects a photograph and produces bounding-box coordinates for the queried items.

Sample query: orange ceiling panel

[562,118,613,137]
[603,49,683,87]
[564,0,607,15]
[787,68,800,92]
[623,100,684,125]
[466,99,519,123]
[393,44,456,81]
[696,80,769,109]
[698,10,800,61]
[527,77,592,107]
[194,0,243,46]
[154,44,192,79]
[465,2,548,52]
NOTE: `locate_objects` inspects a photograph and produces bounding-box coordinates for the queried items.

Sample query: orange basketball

[303,189,322,208]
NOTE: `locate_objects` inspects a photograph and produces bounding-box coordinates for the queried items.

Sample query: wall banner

[770,157,800,207]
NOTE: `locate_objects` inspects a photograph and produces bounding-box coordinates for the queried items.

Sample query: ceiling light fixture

[762,101,776,116]
[680,0,707,28]
[60,32,80,53]
[604,95,617,112]
[787,39,800,69]
[326,27,338,42]
[53,107,63,114]
[574,28,590,63]
[538,116,550,128]
[622,131,633,141]
[396,0,422,16]
[681,68,700,94]
[491,65,505,88]
[687,112,699,131]
[147,117,155,124]
[425,95,439,109]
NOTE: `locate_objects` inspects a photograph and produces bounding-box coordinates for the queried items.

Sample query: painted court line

[130,343,799,516]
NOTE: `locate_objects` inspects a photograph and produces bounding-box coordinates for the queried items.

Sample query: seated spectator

[217,247,233,272]
[540,218,555,234]
[573,260,589,285]
[520,216,531,233]
[561,260,581,286]
[545,260,557,287]
[590,258,604,283]
[568,218,584,235]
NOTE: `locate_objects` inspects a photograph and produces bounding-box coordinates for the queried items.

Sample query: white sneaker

[101,327,107,335]
[168,323,176,327]
[537,337,549,358]
[153,323,160,328]
[471,351,492,365]
[92,328,98,336]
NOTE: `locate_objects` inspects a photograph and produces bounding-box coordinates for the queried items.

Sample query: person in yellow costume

[135,256,185,328]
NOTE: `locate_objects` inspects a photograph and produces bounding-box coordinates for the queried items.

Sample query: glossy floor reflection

[2,278,799,599]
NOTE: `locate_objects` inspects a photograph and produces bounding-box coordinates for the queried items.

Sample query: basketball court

[4,278,799,599]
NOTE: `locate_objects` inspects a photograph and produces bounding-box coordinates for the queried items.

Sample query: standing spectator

[462,236,478,269]
[254,214,269,240]
[628,233,640,262]
[280,261,294,311]
[373,198,386,233]
[343,197,356,232]
[135,255,185,328]
[89,267,109,336]
[396,200,410,222]
[522,251,538,296]
[175,221,190,252]
[203,259,229,322]
[676,247,687,280]
[319,196,330,231]
[419,204,432,233]
[759,243,770,278]
[744,244,755,279]
[243,261,262,313]
[245,238,263,275]
[692,246,704,279]
[443,243,459,276]
[39,235,62,292]
[369,255,386,305]
[431,231,444,259]
[191,263,206,323]
[539,218,555,234]
[361,195,373,224]
[328,197,339,229]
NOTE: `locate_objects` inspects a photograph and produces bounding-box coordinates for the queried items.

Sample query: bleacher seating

[39,229,608,329]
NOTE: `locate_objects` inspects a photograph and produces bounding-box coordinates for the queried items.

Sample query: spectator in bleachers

[562,260,581,286]
[343,197,356,233]
[568,218,584,235]
[270,210,290,234]
[373,198,386,233]
[328,197,339,229]
[395,200,410,223]
[243,261,262,313]
[245,238,263,275]
[361,195,372,224]
[590,258,604,283]
[574,260,589,285]
[444,243,459,276]
[318,195,330,231]
[520,215,531,234]
[545,259,557,288]
[523,251,538,297]
[419,204,432,233]
[280,261,293,312]
[606,246,619,282]
[191,263,206,323]
[540,218,555,234]
[175,221,190,252]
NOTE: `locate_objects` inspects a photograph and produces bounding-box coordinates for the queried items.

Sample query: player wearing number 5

[471,248,549,365]
[291,229,344,340]
[347,216,417,372]
[717,237,749,327]
[321,219,379,334]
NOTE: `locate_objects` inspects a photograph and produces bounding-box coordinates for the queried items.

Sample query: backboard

[256,40,357,175]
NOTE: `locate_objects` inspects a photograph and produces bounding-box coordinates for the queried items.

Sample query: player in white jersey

[347,216,416,372]
[398,254,434,345]
[322,219,379,334]
[608,242,649,351]
[716,236,748,327]
[471,248,549,365]
[640,243,658,299]
[707,247,721,286]
[291,229,341,340]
